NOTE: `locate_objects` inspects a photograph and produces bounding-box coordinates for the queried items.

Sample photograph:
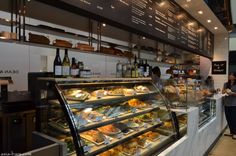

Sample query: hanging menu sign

[42,0,214,58]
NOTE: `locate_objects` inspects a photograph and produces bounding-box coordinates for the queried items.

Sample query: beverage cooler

[34,77,185,156]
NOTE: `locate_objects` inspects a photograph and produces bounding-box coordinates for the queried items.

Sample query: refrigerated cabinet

[35,78,181,156]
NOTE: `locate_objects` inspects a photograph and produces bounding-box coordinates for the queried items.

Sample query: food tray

[97,128,121,136]
[48,121,70,134]
[80,134,105,146]
[65,93,90,101]
[138,140,152,149]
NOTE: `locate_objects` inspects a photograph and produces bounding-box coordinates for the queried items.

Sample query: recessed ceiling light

[111,5,115,9]
[183,4,189,8]
[214,27,218,30]
[142,36,146,40]
[198,10,203,14]
[207,19,211,23]
[186,0,191,2]
[197,28,203,32]
[159,2,166,7]
[102,23,106,27]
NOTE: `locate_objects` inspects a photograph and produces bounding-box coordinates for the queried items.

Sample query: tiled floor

[208,129,236,156]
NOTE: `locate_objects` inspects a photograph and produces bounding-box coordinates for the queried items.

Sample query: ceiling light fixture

[142,36,146,40]
[214,27,218,30]
[188,22,194,26]
[111,5,115,9]
[186,0,191,2]
[207,19,211,23]
[102,23,106,27]
[198,10,203,14]
[159,2,165,7]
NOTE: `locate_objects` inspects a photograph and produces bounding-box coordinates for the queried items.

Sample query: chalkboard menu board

[38,0,214,58]
[212,61,226,74]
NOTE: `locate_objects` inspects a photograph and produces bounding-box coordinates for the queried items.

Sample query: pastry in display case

[163,78,214,108]
[35,78,181,156]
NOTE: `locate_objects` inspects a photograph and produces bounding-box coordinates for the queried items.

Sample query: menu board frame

[36,0,214,59]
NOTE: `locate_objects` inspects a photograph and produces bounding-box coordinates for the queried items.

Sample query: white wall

[229,37,236,51]
[212,34,229,90]
[200,33,229,90]
[0,11,171,91]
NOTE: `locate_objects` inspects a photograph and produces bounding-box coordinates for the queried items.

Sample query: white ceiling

[175,0,228,35]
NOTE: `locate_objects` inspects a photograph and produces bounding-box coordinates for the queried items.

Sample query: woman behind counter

[222,72,236,139]
[151,66,163,91]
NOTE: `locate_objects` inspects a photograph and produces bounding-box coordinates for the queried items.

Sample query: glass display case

[163,78,214,108]
[198,98,216,128]
[35,78,180,156]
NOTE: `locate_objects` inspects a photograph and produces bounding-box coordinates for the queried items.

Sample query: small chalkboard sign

[212,61,227,74]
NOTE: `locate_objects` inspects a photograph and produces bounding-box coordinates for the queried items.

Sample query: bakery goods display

[80,129,106,145]
[134,85,150,93]
[162,121,173,129]
[63,89,90,101]
[136,113,153,122]
[107,88,124,96]
[127,98,149,109]
[113,122,130,134]
[0,31,17,40]
[100,46,124,56]
[125,120,143,129]
[41,78,180,155]
[76,43,94,51]
[28,32,50,44]
[48,119,70,133]
[98,124,121,136]
[123,89,136,96]
[53,39,73,48]
[143,131,160,141]
[99,145,124,156]
[76,110,104,122]
[91,89,107,98]
[122,139,138,155]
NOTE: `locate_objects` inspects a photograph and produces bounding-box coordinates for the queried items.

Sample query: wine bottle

[139,59,144,77]
[144,59,150,77]
[53,48,62,77]
[116,60,123,78]
[122,62,127,78]
[62,49,70,77]
[71,57,78,78]
[132,55,138,78]
[77,61,84,77]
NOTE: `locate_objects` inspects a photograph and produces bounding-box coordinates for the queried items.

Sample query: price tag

[83,146,91,152]
[104,138,110,144]
[78,120,88,126]
[143,123,148,128]
[116,133,123,139]
[155,118,161,123]
[146,143,152,149]
[95,116,102,121]
[135,149,141,156]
